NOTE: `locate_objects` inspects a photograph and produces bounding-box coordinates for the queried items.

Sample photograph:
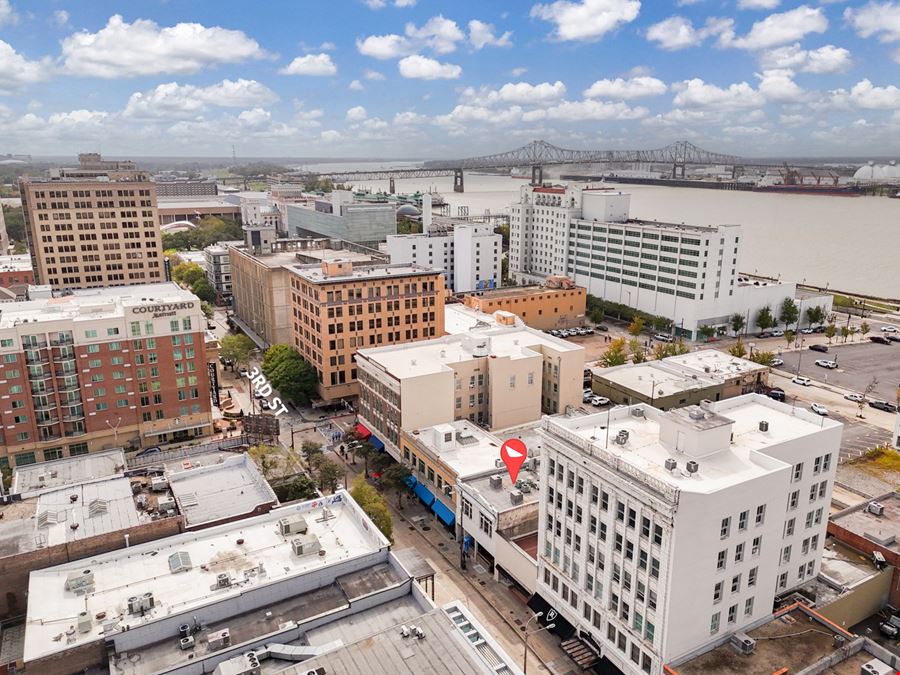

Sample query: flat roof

[0,255,32,273]
[546,394,841,494]
[359,325,581,379]
[467,284,584,300]
[665,349,768,379]
[814,539,880,604]
[157,196,240,210]
[287,262,438,284]
[831,493,900,553]
[12,448,125,496]
[293,248,375,264]
[572,215,734,235]
[595,361,716,398]
[167,453,277,528]
[24,492,389,662]
[407,421,504,479]
[443,304,511,334]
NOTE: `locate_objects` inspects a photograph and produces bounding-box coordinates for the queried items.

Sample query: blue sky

[0,0,898,158]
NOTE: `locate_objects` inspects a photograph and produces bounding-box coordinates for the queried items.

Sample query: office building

[0,254,34,299]
[203,241,241,304]
[532,395,841,674]
[19,154,164,290]
[156,195,241,226]
[0,282,213,469]
[288,260,445,402]
[387,221,502,293]
[285,190,397,245]
[509,185,832,339]
[356,325,584,456]
[464,277,587,330]
[153,178,218,197]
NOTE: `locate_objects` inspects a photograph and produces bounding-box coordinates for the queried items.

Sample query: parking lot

[775,341,900,402]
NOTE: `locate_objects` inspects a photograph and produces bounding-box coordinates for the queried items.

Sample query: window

[721,516,731,539]
[745,597,754,616]
[748,567,757,587]
[650,557,660,579]
[731,574,741,593]
[738,510,749,531]
[641,516,651,538]
[710,612,720,634]
[653,524,663,546]
[809,484,817,502]
[645,621,654,644]
[727,604,737,624]
[479,513,492,537]
[778,572,788,590]
[823,453,831,472]
[788,490,799,510]
[792,462,803,482]
[462,498,472,519]
[813,456,822,474]
[717,550,727,570]
[785,518,795,537]
[713,581,723,603]
[756,504,766,525]
[734,542,744,563]
[818,481,827,499]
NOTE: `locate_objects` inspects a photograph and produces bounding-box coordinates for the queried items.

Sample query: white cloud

[321,129,343,142]
[466,81,567,105]
[0,0,17,26]
[738,0,780,9]
[363,0,386,8]
[435,104,527,127]
[673,78,766,109]
[756,69,806,102]
[60,14,266,78]
[349,79,364,91]
[279,53,337,76]
[0,40,53,93]
[238,108,271,128]
[510,67,528,77]
[844,2,900,44]
[848,79,900,109]
[393,111,427,125]
[584,76,666,99]
[346,105,368,121]
[779,113,809,126]
[404,16,465,54]
[123,79,278,118]
[646,16,733,50]
[398,54,461,79]
[530,0,641,42]
[468,20,513,49]
[364,69,386,80]
[536,99,648,121]
[395,0,417,6]
[727,5,827,50]
[759,43,852,73]
[356,34,410,59]
[53,9,70,27]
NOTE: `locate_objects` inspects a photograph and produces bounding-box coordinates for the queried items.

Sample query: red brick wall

[827,521,900,607]
[26,638,106,675]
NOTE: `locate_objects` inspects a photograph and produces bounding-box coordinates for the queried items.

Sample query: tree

[778,298,799,328]
[1,205,26,243]
[861,376,879,418]
[824,323,837,344]
[628,338,646,364]
[172,262,206,287]
[784,330,795,349]
[190,277,216,303]
[248,444,283,481]
[840,325,851,343]
[729,313,746,336]
[354,439,378,478]
[628,316,645,336]
[698,325,716,342]
[220,334,255,373]
[651,339,690,360]
[350,475,394,542]
[283,474,318,501]
[756,306,776,332]
[728,339,748,358]
[382,463,412,509]
[313,457,344,494]
[749,351,776,366]
[806,305,824,327]
[261,344,318,405]
[849,326,859,341]
[600,338,628,367]
[200,302,214,319]
[301,440,323,467]
[860,321,871,339]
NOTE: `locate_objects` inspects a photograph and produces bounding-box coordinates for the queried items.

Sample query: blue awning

[404,474,417,488]
[414,482,435,506]
[369,435,385,452]
[431,499,456,527]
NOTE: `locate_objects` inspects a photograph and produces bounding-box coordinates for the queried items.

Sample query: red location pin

[500,438,527,484]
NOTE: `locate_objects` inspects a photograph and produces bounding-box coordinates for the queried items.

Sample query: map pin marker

[500,438,527,484]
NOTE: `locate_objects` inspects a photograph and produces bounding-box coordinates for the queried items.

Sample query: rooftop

[466,284,584,300]
[444,304,516,335]
[573,213,735,235]
[831,492,900,553]
[665,349,769,379]
[359,325,581,379]
[11,448,125,496]
[288,262,438,284]
[812,539,881,605]
[24,492,389,663]
[156,196,240,210]
[0,255,33,273]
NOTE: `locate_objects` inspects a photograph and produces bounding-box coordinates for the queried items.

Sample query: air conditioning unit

[179,636,195,651]
[278,514,308,536]
[489,474,503,489]
[615,430,629,445]
[157,496,176,514]
[510,489,523,505]
[151,476,168,492]
[860,659,893,675]
[664,458,677,472]
[127,596,143,615]
[291,534,321,557]
[216,573,231,589]
[65,568,94,593]
[208,628,232,651]
[729,632,756,655]
[141,592,155,611]
[868,502,885,516]
[631,408,644,418]
[686,460,699,475]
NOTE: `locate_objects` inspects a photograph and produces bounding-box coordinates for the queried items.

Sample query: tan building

[463,277,586,330]
[356,324,584,457]
[19,154,164,290]
[288,260,446,402]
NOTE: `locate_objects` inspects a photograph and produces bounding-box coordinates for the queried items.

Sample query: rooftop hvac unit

[127,596,143,615]
[208,628,232,651]
[686,460,699,475]
[860,659,894,675]
[141,592,155,611]
[868,502,885,516]
[615,430,630,445]
[157,497,176,513]
[291,534,321,557]
[664,458,677,472]
[510,489,524,505]
[179,636,195,651]
[631,408,644,418]
[489,474,503,489]
[65,568,94,593]
[494,459,504,469]
[729,632,756,655]
[278,514,308,536]
[151,476,168,492]
[216,573,232,589]
[77,611,92,634]
[517,481,532,493]
[689,408,705,421]
[759,421,769,432]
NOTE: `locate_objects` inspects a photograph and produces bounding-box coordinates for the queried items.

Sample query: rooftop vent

[686,460,699,475]
[216,573,231,589]
[689,408,705,420]
[868,502,885,516]
[664,458,677,472]
[510,489,524,505]
[631,408,644,418]
[759,420,769,432]
[168,551,192,574]
[489,474,502,489]
[615,429,630,445]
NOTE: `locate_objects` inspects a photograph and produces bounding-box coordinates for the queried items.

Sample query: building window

[479,513,492,537]
[727,604,737,624]
[748,567,757,586]
[710,612,720,634]
[462,498,472,519]
[738,510,749,531]
[713,581,723,603]
[717,550,727,570]
[720,516,731,539]
[744,597,754,616]
[756,504,766,525]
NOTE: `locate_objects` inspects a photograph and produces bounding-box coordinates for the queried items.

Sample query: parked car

[595,325,609,332]
[758,331,773,338]
[799,328,815,334]
[880,325,898,333]
[880,613,900,638]
[653,333,674,343]
[770,358,784,367]
[886,334,900,343]
[770,330,785,337]
[792,376,812,386]
[813,325,827,333]
[869,400,899,413]
[809,344,829,353]
[869,335,892,345]
[767,388,786,402]
[591,396,611,407]
[844,393,864,403]
[135,446,161,458]
[814,359,838,369]
[810,403,828,416]
[238,366,248,376]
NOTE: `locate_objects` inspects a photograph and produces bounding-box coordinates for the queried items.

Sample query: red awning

[355,423,371,439]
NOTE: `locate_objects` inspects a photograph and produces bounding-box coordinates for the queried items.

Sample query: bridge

[302,140,745,192]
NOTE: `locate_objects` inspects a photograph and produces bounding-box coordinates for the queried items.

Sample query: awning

[431,499,456,527]
[369,435,385,452]
[526,594,576,640]
[354,423,371,439]
[413,482,435,506]
[404,475,418,488]
[144,423,210,437]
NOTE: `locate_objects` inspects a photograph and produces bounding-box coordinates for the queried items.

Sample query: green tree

[840,325,851,343]
[172,262,205,287]
[628,316,645,336]
[600,338,628,367]
[825,323,837,344]
[628,338,646,364]
[729,313,746,336]
[1,205,25,243]
[784,330,796,349]
[778,298,799,327]
[382,463,412,509]
[200,302,214,319]
[849,326,860,341]
[248,444,283,481]
[728,339,748,358]
[749,350,776,366]
[301,440,323,467]
[312,457,344,493]
[219,334,255,373]
[261,344,318,405]
[806,305,824,327]
[651,339,691,360]
[698,325,716,341]
[283,474,318,501]
[756,306,776,332]
[190,277,216,303]
[860,321,870,339]
[350,475,394,542]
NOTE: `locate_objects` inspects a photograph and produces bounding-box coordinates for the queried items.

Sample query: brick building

[463,278,587,331]
[0,254,34,299]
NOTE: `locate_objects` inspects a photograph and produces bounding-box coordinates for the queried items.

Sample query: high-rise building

[19,154,164,290]
[0,283,213,469]
[533,395,841,674]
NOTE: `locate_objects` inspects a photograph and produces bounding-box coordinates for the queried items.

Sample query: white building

[510,185,832,339]
[534,394,841,674]
[387,222,502,293]
[203,240,241,302]
[240,194,282,230]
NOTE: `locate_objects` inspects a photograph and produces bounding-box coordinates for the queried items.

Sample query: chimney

[423,194,433,232]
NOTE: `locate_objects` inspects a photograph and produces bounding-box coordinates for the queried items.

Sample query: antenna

[231,144,237,165]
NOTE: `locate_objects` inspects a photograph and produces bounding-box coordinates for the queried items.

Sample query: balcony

[50,337,74,347]
[65,429,87,438]
[58,381,80,392]
[30,387,55,396]
[36,416,60,426]
[25,354,50,365]
[54,370,78,378]
[37,434,63,443]
[33,401,56,412]
[28,370,52,382]
[53,351,76,364]
[63,410,85,422]
[22,340,47,349]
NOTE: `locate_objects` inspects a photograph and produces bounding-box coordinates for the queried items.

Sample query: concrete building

[356,325,584,456]
[534,395,841,674]
[203,241,241,304]
[444,303,524,335]
[0,254,34,299]
[156,196,241,226]
[464,278,587,330]
[288,260,445,402]
[387,221,502,293]
[591,349,769,409]
[285,190,397,245]
[509,185,832,339]
[19,154,165,290]
[0,202,7,254]
[0,283,213,469]
[153,179,218,197]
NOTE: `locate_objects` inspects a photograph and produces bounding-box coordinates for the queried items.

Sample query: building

[19,154,164,290]
[509,185,832,339]
[240,194,283,230]
[387,221,502,293]
[156,195,241,226]
[444,303,523,335]
[288,260,445,402]
[285,190,397,245]
[464,278,587,330]
[153,178,218,197]
[0,203,8,255]
[591,349,769,409]
[203,241,241,303]
[534,395,841,674]
[0,282,213,469]
[356,324,584,456]
[0,254,34,299]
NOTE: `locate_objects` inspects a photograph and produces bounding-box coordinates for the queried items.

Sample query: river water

[339,171,899,299]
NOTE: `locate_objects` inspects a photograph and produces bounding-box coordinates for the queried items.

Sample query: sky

[0,0,899,159]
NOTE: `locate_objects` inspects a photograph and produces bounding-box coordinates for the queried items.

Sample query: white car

[810,402,828,416]
[770,330,785,337]
[591,396,611,407]
[771,358,784,367]
[583,393,593,404]
[792,376,812,386]
[800,328,815,334]
[881,325,898,333]
[814,359,838,369]
[844,393,864,403]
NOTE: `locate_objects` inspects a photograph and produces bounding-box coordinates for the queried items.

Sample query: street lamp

[523,613,555,675]
[105,415,122,446]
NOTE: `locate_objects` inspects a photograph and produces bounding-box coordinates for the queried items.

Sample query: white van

[653,333,674,343]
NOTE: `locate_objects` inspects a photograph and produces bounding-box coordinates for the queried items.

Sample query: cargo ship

[751,183,862,196]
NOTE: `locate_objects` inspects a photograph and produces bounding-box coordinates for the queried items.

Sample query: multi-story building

[0,202,8,254]
[19,155,165,290]
[156,195,241,226]
[153,178,218,197]
[0,282,213,469]
[464,278,587,330]
[356,324,583,456]
[533,395,841,674]
[288,260,445,402]
[510,185,832,339]
[0,254,34,299]
[387,221,502,293]
[203,241,241,304]
[285,190,397,245]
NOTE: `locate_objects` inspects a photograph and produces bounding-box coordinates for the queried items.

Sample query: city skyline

[0,0,898,158]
